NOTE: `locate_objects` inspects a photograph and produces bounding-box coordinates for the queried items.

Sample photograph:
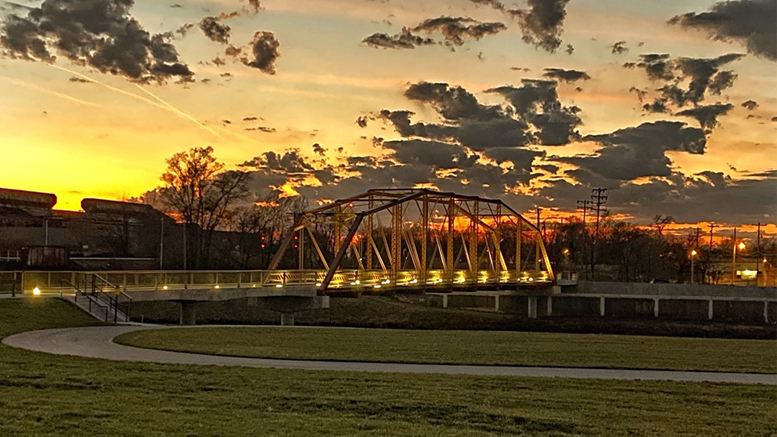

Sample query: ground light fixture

[32,287,41,296]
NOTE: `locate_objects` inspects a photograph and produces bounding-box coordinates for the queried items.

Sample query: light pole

[731,227,745,285]
[690,249,697,284]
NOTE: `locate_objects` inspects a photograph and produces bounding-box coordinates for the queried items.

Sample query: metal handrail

[64,277,130,323]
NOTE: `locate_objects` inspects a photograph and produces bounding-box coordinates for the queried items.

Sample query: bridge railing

[8,268,553,295]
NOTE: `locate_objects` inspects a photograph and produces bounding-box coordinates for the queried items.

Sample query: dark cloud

[511,66,531,72]
[68,76,90,83]
[509,0,571,53]
[404,82,500,121]
[671,54,743,104]
[542,67,590,83]
[383,139,479,169]
[238,31,279,74]
[771,116,777,122]
[0,0,193,83]
[561,121,706,181]
[487,79,583,145]
[240,150,312,173]
[242,116,260,122]
[355,115,369,128]
[674,103,733,130]
[623,53,674,81]
[312,143,326,156]
[199,16,231,44]
[243,0,263,14]
[362,27,436,49]
[669,0,776,61]
[642,100,669,113]
[741,100,758,110]
[626,53,744,111]
[411,16,507,47]
[245,126,276,133]
[611,41,628,54]
[483,147,544,171]
[565,44,574,54]
[629,86,648,102]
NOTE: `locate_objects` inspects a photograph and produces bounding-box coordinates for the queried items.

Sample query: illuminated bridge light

[275,284,283,288]
[32,287,41,296]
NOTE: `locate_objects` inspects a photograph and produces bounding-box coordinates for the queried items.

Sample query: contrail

[49,64,222,139]
[0,74,100,107]
[133,83,261,145]
[133,84,223,139]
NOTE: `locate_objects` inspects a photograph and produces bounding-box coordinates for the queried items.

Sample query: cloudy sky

[0,0,775,231]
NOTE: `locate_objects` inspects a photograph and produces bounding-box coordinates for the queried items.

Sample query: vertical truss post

[421,194,428,288]
[446,197,455,285]
[470,200,479,289]
[495,204,502,275]
[391,204,401,284]
[366,195,373,270]
[334,205,343,256]
[535,232,541,276]
[298,227,304,270]
[516,219,522,275]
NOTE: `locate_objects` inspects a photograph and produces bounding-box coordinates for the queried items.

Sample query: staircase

[64,276,132,324]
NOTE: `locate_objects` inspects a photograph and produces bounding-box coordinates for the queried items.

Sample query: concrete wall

[428,290,775,324]
[572,281,777,299]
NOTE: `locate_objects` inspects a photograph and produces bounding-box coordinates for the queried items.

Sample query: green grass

[116,326,777,374]
[1,298,776,436]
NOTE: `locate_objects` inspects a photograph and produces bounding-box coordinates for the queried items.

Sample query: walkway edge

[3,326,776,385]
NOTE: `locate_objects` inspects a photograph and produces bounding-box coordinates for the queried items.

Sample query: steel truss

[268,189,554,292]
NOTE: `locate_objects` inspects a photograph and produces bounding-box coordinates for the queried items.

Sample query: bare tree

[153,147,249,268]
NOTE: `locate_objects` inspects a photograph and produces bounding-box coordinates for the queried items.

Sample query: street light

[690,249,697,285]
[732,228,744,285]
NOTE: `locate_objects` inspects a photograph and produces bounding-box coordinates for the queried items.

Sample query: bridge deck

[6,269,555,296]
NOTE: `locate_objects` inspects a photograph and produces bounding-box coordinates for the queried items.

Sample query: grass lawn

[116,326,777,374]
[0,298,775,436]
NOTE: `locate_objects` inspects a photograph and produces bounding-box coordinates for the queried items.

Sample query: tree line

[143,147,775,283]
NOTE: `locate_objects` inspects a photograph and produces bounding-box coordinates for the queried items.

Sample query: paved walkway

[3,326,776,385]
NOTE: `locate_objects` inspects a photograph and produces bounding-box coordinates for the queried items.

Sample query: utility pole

[536,207,541,230]
[590,188,608,280]
[576,200,592,225]
[709,223,717,250]
[576,199,594,279]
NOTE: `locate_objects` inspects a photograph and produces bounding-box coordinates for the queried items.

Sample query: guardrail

[2,269,553,294]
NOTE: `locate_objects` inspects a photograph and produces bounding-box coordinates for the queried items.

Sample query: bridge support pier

[179,302,198,325]
[281,313,295,326]
[527,296,538,319]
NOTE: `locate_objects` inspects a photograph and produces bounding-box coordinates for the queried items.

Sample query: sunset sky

[0,0,775,234]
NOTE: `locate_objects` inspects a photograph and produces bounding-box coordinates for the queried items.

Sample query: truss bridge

[268,188,556,294]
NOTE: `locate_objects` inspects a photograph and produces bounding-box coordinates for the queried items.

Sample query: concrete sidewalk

[3,325,776,385]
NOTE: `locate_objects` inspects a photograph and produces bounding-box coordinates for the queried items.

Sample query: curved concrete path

[4,326,776,385]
